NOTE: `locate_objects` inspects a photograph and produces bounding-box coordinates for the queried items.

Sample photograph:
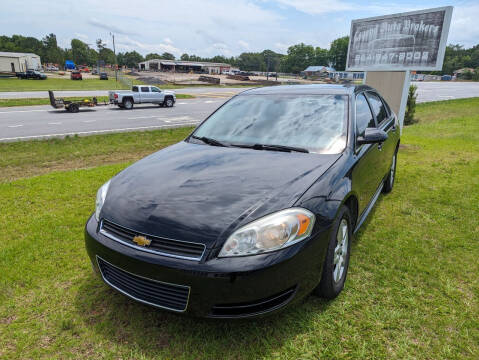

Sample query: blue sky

[1,1,477,57]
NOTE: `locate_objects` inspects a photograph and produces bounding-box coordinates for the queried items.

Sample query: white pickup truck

[109,85,176,109]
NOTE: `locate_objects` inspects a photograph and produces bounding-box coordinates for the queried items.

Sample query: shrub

[404,84,418,126]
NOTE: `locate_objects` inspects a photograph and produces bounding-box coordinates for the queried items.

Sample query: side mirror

[357,128,388,145]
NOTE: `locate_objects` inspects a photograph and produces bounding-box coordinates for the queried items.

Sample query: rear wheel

[383,150,397,193]
[123,98,134,110]
[313,205,352,299]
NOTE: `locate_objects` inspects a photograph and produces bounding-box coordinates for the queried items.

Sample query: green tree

[180,53,190,61]
[280,43,315,74]
[121,51,144,68]
[41,33,63,64]
[405,85,418,125]
[161,52,175,60]
[145,53,161,60]
[315,47,329,66]
[71,39,95,65]
[328,36,349,71]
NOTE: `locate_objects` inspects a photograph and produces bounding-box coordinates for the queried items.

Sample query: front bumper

[85,215,329,318]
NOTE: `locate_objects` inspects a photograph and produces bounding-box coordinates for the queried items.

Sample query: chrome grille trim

[99,219,206,261]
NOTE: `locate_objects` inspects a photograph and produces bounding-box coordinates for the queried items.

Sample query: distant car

[16,69,47,80]
[92,69,98,75]
[71,71,82,80]
[109,85,176,109]
[99,72,108,80]
[78,66,90,73]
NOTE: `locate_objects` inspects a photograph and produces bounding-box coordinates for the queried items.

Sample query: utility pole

[266,56,270,81]
[110,32,118,82]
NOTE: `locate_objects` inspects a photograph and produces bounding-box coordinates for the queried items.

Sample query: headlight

[219,208,315,257]
[95,180,111,221]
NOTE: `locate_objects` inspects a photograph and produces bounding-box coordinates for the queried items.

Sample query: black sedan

[85,84,400,318]
[99,72,108,80]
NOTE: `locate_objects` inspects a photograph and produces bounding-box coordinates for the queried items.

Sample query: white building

[0,52,42,73]
[138,59,231,75]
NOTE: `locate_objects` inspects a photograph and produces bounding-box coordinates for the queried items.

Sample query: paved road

[0,87,246,99]
[0,98,227,142]
[1,82,478,142]
[412,81,479,103]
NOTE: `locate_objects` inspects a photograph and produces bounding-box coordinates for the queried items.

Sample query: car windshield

[192,94,348,154]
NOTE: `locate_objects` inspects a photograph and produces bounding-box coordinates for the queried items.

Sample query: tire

[313,205,352,299]
[123,98,134,110]
[163,97,174,108]
[68,104,79,113]
[383,150,397,193]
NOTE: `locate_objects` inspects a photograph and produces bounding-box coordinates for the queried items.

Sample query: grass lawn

[0,98,478,359]
[0,94,194,108]
[0,78,130,91]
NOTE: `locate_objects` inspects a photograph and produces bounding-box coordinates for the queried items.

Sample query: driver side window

[355,93,376,137]
[151,87,160,93]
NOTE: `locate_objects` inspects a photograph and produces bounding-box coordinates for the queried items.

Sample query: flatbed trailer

[48,90,108,113]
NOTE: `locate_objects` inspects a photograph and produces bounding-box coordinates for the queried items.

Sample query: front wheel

[163,97,174,107]
[383,150,397,193]
[313,205,352,299]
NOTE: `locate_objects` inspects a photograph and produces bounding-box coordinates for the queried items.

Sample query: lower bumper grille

[97,256,189,312]
[210,286,296,317]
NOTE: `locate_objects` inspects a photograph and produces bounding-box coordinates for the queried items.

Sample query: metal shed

[0,52,42,74]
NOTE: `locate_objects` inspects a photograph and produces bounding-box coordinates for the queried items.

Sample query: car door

[365,91,397,177]
[139,86,151,103]
[150,87,164,104]
[351,93,384,215]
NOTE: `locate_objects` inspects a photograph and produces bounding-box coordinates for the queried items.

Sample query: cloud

[238,40,250,50]
[449,3,479,47]
[74,33,89,41]
[164,38,173,44]
[87,17,135,36]
[274,0,353,15]
[117,36,181,56]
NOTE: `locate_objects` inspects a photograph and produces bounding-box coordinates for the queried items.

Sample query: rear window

[141,87,150,93]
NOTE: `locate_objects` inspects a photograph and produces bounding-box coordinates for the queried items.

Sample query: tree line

[1,33,478,75]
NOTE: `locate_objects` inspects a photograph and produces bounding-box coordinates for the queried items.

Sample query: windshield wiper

[233,143,309,153]
[191,135,229,147]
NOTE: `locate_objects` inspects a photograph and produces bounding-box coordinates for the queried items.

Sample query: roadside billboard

[346,7,453,71]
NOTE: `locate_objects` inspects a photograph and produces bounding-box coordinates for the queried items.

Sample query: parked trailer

[48,90,107,113]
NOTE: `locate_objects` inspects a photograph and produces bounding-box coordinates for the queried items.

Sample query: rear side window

[141,87,150,93]
[132,86,138,92]
[366,92,388,125]
[355,93,375,136]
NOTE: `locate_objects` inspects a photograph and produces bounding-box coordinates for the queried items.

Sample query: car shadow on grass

[73,271,335,358]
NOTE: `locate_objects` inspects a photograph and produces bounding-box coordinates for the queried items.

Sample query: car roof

[239,84,376,96]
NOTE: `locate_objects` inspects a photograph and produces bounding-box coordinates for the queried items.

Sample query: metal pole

[111,32,117,82]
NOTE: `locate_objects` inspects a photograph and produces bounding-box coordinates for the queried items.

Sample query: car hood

[101,141,340,248]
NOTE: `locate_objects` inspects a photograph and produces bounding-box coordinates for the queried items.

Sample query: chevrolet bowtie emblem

[133,235,151,247]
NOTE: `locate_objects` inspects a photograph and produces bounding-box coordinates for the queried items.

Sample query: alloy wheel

[333,219,348,283]
[390,154,396,188]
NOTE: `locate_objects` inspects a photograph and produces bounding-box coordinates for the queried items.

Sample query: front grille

[210,286,297,318]
[97,257,189,312]
[100,219,205,261]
